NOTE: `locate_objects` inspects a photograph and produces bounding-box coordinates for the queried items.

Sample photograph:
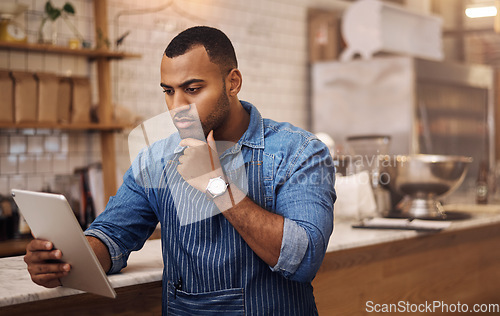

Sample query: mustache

[171,104,198,121]
[174,113,196,121]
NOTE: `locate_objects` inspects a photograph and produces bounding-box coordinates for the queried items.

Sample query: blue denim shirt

[85,101,335,315]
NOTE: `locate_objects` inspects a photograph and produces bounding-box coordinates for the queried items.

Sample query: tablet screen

[12,189,116,298]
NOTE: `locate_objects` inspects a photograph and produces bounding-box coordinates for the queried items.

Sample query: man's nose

[170,103,192,117]
[170,92,189,110]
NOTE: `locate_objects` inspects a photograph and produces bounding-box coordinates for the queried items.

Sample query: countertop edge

[0,239,163,308]
[3,209,500,308]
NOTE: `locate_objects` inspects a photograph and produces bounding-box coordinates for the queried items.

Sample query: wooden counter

[2,209,500,315]
[0,282,162,316]
[313,212,500,315]
[0,240,163,316]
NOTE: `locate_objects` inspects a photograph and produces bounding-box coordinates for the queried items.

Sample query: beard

[201,83,230,137]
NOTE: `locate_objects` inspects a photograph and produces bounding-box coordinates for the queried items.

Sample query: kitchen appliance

[311,56,493,204]
[380,154,472,219]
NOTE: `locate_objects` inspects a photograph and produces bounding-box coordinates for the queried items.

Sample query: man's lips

[174,118,195,129]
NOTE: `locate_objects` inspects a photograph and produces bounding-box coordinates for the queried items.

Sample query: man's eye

[163,89,173,95]
[186,87,199,93]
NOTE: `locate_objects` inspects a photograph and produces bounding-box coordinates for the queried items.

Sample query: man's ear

[227,69,242,96]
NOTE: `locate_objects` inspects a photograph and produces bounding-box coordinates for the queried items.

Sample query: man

[24,26,336,315]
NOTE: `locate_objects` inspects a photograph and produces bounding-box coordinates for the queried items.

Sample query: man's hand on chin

[177,130,224,192]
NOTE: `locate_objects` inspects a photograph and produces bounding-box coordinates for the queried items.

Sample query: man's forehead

[162,45,210,65]
[161,46,220,82]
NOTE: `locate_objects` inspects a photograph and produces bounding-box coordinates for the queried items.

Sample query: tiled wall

[0,129,102,195]
[1,0,332,196]
[110,0,312,125]
[0,0,97,195]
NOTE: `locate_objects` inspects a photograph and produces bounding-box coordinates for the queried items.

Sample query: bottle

[0,197,7,241]
[0,195,16,240]
[476,161,489,204]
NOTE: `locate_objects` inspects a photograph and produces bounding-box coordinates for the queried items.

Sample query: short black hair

[164,26,238,75]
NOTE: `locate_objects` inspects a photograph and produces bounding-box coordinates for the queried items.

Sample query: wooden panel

[95,58,113,125]
[495,69,500,161]
[313,224,500,315]
[100,132,117,202]
[0,281,162,316]
[93,0,118,201]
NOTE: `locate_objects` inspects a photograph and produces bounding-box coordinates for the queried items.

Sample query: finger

[25,249,63,264]
[177,165,186,178]
[32,272,67,288]
[176,165,192,181]
[179,138,205,147]
[27,239,53,252]
[182,146,195,156]
[206,130,217,153]
[28,262,70,276]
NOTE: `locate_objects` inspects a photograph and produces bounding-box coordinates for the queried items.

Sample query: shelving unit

[0,0,139,204]
[0,41,140,60]
[0,122,132,131]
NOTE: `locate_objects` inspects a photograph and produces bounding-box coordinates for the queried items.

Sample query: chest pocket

[245,149,275,211]
[166,282,245,315]
[262,152,275,210]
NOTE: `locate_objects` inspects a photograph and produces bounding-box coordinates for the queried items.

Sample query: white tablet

[11,189,116,299]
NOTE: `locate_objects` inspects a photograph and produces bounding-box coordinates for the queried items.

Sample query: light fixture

[465,5,498,18]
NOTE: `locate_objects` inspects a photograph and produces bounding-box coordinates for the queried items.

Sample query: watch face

[209,177,227,196]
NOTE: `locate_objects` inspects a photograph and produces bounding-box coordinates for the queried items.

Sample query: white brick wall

[0,0,342,195]
[110,0,311,126]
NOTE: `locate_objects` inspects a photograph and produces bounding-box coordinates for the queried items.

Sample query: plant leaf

[45,1,61,21]
[45,1,54,13]
[63,3,75,15]
[48,9,61,21]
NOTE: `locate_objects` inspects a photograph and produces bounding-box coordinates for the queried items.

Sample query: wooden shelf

[0,122,133,131]
[0,0,128,203]
[0,41,141,60]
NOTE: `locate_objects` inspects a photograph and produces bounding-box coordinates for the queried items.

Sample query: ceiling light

[465,5,497,18]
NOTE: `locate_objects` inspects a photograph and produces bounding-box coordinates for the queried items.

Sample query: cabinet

[0,0,139,204]
[312,222,500,314]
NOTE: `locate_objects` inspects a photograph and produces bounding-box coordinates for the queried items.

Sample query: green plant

[38,1,82,44]
[45,1,75,21]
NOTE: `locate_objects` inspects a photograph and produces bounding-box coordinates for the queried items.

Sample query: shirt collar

[237,100,265,149]
[172,133,184,154]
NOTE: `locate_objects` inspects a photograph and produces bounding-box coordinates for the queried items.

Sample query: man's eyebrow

[160,79,205,89]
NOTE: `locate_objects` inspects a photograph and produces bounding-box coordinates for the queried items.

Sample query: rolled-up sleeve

[271,138,336,283]
[270,217,308,277]
[84,160,159,274]
[85,228,127,274]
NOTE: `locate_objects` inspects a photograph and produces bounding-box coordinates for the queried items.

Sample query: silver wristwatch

[206,176,228,199]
